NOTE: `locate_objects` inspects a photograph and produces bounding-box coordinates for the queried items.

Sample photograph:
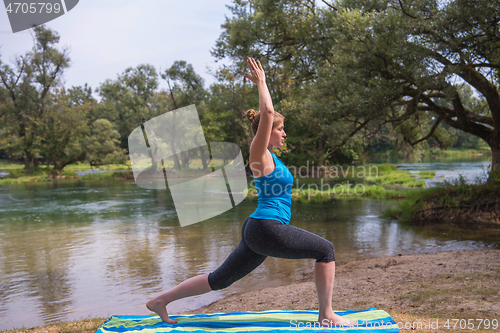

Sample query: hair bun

[246,109,257,122]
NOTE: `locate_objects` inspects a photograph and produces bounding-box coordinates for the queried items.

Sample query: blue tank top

[249,148,293,224]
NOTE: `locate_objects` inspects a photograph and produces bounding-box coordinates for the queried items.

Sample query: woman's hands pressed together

[244,57,266,84]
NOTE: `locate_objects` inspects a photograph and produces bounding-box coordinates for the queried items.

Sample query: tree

[97,64,159,150]
[0,25,70,170]
[86,119,127,167]
[212,0,500,182]
[314,0,499,170]
[38,88,90,170]
[205,65,256,163]
[162,61,209,169]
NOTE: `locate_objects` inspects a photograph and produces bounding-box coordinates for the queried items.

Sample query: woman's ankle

[318,308,335,318]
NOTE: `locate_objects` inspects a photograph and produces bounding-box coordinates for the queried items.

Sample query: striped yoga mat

[96,308,399,332]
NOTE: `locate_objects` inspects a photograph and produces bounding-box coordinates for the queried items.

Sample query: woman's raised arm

[244,57,275,163]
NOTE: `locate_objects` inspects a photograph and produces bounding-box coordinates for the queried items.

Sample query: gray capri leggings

[207,217,335,291]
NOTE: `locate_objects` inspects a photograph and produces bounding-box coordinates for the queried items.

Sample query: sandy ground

[3,249,499,333]
[192,249,500,332]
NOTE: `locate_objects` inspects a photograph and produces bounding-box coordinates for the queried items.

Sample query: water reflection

[0,218,77,324]
[0,177,498,330]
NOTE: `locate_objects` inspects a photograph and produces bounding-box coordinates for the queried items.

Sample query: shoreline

[3,248,499,333]
[190,248,500,314]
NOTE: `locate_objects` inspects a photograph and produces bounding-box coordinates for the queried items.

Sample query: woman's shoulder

[249,148,276,178]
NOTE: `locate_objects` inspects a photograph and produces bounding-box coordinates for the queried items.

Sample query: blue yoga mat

[96,308,400,332]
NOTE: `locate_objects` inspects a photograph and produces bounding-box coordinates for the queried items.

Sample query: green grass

[0,159,129,184]
[64,161,130,172]
[362,164,425,187]
[406,180,427,187]
[316,163,421,187]
[1,165,79,180]
[368,147,491,160]
[79,171,116,180]
[0,159,24,171]
[424,147,491,157]
[417,170,436,179]
[247,182,418,202]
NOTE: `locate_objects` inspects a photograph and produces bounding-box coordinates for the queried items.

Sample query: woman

[146,57,357,327]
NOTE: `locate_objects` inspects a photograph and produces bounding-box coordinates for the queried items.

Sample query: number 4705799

[444,319,498,330]
[5,2,62,14]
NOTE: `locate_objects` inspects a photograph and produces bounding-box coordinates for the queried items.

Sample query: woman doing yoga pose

[146,57,357,327]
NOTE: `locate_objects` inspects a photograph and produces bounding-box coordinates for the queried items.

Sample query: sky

[0,0,236,95]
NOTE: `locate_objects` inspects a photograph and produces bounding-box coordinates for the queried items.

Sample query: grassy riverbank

[425,147,491,157]
[2,249,498,333]
[370,147,491,160]
[246,164,428,202]
[4,158,494,210]
[0,160,131,184]
[1,159,430,201]
[382,175,500,226]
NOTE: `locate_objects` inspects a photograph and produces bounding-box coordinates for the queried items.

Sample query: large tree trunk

[489,136,500,184]
[55,154,85,171]
[24,150,33,171]
[193,134,208,169]
[169,111,182,169]
[198,146,208,169]
[180,150,189,169]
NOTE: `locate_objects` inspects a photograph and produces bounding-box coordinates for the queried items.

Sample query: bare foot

[318,312,358,328]
[146,297,178,324]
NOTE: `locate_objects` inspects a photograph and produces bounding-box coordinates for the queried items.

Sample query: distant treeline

[1,0,499,182]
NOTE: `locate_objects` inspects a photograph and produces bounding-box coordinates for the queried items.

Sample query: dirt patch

[0,317,106,333]
[193,249,500,332]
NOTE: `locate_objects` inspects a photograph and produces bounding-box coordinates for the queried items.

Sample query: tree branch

[405,117,419,143]
[388,92,420,136]
[409,117,442,146]
[320,118,370,164]
[472,63,500,69]
[397,0,417,19]
[431,50,500,127]
[465,113,495,127]
[321,0,338,11]
[421,94,492,141]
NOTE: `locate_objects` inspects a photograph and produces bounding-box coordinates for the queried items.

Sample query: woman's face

[269,119,286,148]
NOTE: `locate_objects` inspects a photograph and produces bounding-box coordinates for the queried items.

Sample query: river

[0,156,498,330]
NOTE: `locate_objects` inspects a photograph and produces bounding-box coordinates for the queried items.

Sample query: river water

[0,156,498,330]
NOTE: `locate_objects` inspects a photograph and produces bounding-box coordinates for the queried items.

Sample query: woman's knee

[207,271,234,291]
[316,240,335,263]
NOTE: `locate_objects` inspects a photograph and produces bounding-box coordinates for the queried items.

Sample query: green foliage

[38,87,91,170]
[163,60,207,107]
[97,64,160,149]
[212,0,499,179]
[205,66,256,149]
[86,119,127,166]
[0,25,70,169]
[159,60,211,169]
[3,2,499,176]
[381,166,500,223]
